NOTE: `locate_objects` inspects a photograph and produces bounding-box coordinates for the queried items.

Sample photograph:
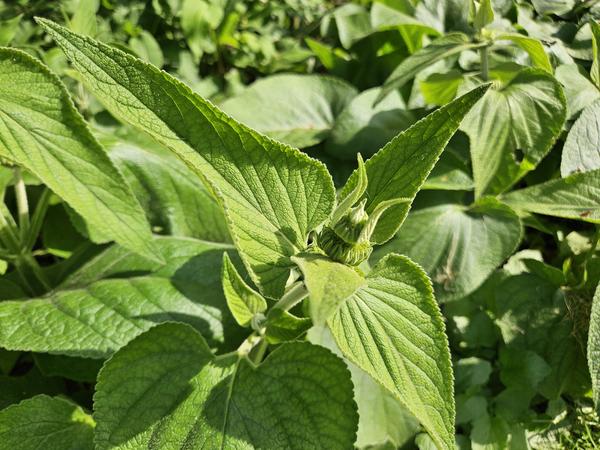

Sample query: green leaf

[308,325,420,449]
[39,19,336,299]
[373,197,522,302]
[329,254,455,450]
[325,87,416,161]
[292,253,365,326]
[419,70,464,106]
[590,20,600,89]
[561,99,600,176]
[470,416,509,450]
[106,136,230,242]
[0,14,22,46]
[94,322,358,449]
[531,0,574,15]
[0,395,94,450]
[496,33,552,73]
[69,0,99,37]
[33,353,103,382]
[129,30,164,68]
[0,47,161,262]
[377,33,482,103]
[461,68,566,197]
[555,64,600,119]
[502,169,600,223]
[339,85,489,245]
[474,0,494,31]
[221,252,267,327]
[221,74,357,148]
[423,145,474,190]
[332,4,372,49]
[0,237,240,358]
[589,282,600,413]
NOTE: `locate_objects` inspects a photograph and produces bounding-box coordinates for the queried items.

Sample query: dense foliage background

[0,0,600,448]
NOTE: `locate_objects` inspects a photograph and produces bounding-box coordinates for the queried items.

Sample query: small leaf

[329,254,455,449]
[474,0,494,31]
[502,169,600,223]
[461,68,566,197]
[0,395,94,450]
[39,19,335,299]
[331,154,368,225]
[377,33,482,103]
[0,47,160,262]
[588,282,600,413]
[292,253,365,326]
[221,253,267,327]
[220,74,357,148]
[94,322,358,449]
[496,33,552,73]
[561,99,600,176]
[373,197,522,302]
[340,84,489,245]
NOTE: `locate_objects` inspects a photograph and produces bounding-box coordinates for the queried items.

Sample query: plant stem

[479,46,489,81]
[24,188,50,251]
[250,338,268,365]
[13,168,29,241]
[272,281,309,312]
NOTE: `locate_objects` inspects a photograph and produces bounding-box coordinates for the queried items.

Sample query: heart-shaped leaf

[93,322,358,449]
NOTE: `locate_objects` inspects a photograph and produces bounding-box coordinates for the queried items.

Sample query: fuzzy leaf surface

[339,85,488,244]
[220,74,357,148]
[39,19,335,299]
[561,99,600,176]
[373,198,522,302]
[93,322,358,449]
[292,253,365,326]
[502,169,600,223]
[0,237,239,358]
[0,395,94,450]
[0,47,159,261]
[461,68,566,197]
[329,254,455,449]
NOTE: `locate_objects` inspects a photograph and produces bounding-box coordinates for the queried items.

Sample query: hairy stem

[13,168,29,240]
[479,46,489,81]
[273,281,309,312]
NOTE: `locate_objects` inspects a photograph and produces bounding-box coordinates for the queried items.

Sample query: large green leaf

[561,99,600,176]
[339,85,488,244]
[461,68,566,197]
[329,254,455,450]
[0,395,94,450]
[555,64,600,119]
[0,47,159,261]
[292,253,365,326]
[325,87,416,160]
[220,74,357,148]
[94,322,358,449]
[376,33,482,103]
[373,198,522,302]
[39,19,336,299]
[106,136,230,242]
[0,237,240,358]
[309,325,420,449]
[588,282,600,413]
[502,169,600,223]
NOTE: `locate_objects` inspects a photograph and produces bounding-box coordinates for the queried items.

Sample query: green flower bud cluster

[318,199,373,266]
